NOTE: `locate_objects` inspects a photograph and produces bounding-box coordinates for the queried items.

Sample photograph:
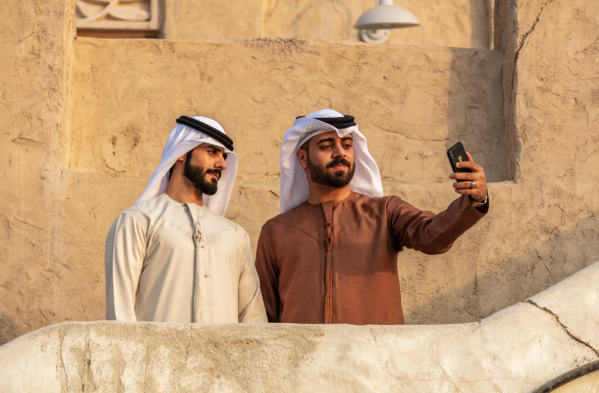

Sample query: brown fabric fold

[323,202,334,324]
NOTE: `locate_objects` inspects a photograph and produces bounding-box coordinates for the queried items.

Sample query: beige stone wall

[1,0,599,358]
[396,0,599,326]
[0,0,76,346]
[1,262,598,392]
[162,0,262,41]
[67,40,505,183]
[262,0,493,48]
[162,0,493,49]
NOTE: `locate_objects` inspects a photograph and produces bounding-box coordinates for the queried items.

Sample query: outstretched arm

[389,153,489,254]
[105,211,146,321]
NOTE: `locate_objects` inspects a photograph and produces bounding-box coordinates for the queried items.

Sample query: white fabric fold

[135,116,238,216]
[279,109,383,213]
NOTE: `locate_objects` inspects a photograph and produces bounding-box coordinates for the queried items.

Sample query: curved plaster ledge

[1,263,599,393]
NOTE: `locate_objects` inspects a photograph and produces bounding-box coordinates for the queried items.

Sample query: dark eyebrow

[206,144,225,152]
[341,136,354,142]
[316,138,335,145]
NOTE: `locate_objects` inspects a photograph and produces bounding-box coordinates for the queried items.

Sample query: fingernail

[456,163,461,167]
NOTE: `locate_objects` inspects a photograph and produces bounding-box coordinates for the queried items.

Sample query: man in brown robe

[255,109,488,325]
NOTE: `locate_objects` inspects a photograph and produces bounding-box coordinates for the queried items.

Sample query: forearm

[413,195,487,254]
[238,262,268,323]
[238,289,268,323]
[104,212,145,321]
[105,249,139,321]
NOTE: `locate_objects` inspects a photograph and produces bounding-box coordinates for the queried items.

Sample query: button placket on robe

[321,202,334,324]
[187,203,207,322]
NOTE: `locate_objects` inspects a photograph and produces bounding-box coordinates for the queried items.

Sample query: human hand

[449,152,487,203]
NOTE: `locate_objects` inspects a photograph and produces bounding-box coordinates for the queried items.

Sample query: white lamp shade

[354,5,421,30]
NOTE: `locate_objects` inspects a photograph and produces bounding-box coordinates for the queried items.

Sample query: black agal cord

[176,116,234,151]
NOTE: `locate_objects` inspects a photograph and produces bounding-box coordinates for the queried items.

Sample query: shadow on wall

[470,0,494,48]
[0,312,21,347]
[398,48,599,325]
[443,48,507,179]
[404,207,599,325]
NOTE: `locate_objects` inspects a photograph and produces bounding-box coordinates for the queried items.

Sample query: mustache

[205,168,222,180]
[326,157,351,169]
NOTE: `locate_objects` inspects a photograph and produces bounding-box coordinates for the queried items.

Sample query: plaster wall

[261,0,493,48]
[162,0,494,49]
[162,0,262,42]
[0,0,598,366]
[1,261,598,392]
[0,0,76,346]
[62,0,599,337]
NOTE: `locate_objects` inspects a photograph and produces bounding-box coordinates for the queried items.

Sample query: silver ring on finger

[470,181,477,189]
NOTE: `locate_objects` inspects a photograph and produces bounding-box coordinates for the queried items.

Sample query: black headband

[295,114,356,130]
[176,116,234,151]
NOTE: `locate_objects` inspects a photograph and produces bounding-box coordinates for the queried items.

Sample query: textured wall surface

[67,39,505,183]
[0,0,76,346]
[1,262,598,392]
[0,0,598,370]
[162,0,262,41]
[262,0,493,48]
[161,0,493,49]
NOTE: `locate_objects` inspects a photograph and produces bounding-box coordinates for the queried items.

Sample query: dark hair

[168,150,194,180]
[299,139,311,155]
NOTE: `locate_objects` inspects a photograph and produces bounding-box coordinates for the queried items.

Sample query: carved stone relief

[76,0,159,34]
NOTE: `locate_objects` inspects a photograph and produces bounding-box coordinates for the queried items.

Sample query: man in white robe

[105,115,267,323]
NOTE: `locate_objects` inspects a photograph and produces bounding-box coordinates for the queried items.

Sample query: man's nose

[215,155,227,171]
[332,143,346,157]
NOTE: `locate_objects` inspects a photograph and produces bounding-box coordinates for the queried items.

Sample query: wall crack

[511,0,557,88]
[525,299,599,358]
[82,324,93,392]
[58,327,68,391]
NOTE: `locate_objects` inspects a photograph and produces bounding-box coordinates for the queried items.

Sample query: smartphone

[447,142,472,182]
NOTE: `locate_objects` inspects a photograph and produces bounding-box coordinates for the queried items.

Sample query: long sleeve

[104,210,147,321]
[388,194,488,255]
[237,229,268,323]
[254,225,281,322]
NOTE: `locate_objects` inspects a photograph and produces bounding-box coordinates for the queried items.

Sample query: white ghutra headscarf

[135,116,238,216]
[279,109,383,214]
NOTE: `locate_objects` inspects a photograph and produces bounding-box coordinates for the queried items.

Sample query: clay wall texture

[1,262,599,392]
[162,0,494,48]
[0,0,76,346]
[0,0,598,384]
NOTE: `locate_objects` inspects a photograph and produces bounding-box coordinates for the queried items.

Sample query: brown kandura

[256,192,488,325]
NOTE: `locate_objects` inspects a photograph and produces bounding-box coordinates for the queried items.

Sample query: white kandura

[105,193,267,324]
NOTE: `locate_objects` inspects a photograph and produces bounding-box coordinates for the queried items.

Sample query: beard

[307,154,355,188]
[183,153,221,196]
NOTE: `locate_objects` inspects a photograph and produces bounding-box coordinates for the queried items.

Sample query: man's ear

[297,148,308,169]
[177,153,187,162]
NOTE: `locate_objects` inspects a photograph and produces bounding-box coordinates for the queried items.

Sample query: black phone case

[447,142,472,182]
